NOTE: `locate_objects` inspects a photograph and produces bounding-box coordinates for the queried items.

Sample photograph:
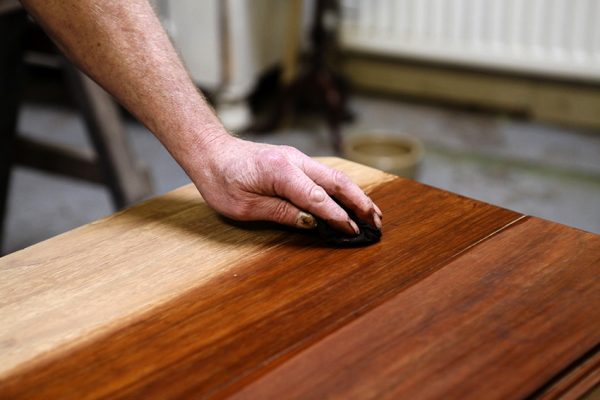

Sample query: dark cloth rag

[315,198,381,247]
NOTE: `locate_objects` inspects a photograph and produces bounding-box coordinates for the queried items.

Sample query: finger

[273,166,359,235]
[373,201,383,219]
[299,157,382,228]
[251,197,318,229]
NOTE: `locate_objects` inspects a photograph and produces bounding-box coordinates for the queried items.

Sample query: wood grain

[0,157,391,375]
[231,217,600,400]
[0,158,523,399]
[534,346,600,400]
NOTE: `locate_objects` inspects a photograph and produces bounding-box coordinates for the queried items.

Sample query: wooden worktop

[0,157,599,399]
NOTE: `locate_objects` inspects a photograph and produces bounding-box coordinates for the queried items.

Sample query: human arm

[20,0,382,233]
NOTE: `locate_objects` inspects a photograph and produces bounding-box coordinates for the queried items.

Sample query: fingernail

[373,203,383,219]
[373,213,382,230]
[349,219,360,235]
[296,212,316,229]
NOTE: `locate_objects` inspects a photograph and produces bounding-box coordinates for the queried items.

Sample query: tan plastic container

[343,132,424,179]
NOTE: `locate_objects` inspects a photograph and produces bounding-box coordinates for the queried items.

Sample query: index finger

[298,156,382,228]
[271,165,360,235]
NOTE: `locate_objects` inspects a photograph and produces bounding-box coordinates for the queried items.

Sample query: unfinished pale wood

[281,0,301,85]
[0,157,394,379]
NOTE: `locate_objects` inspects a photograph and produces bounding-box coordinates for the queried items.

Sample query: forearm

[20,0,229,173]
[20,0,382,234]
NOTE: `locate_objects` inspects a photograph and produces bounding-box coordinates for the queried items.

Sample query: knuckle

[331,169,351,191]
[352,192,373,215]
[271,201,291,223]
[288,181,310,201]
[280,145,306,164]
[262,149,290,169]
[279,145,298,154]
[359,198,374,214]
[308,184,327,203]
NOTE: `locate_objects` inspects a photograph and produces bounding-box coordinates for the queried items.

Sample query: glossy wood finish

[232,217,600,400]
[0,158,598,399]
[534,348,600,400]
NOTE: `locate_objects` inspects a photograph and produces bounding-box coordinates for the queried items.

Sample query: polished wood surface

[231,217,600,400]
[0,157,598,399]
[535,349,600,400]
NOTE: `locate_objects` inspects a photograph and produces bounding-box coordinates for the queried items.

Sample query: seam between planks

[209,214,531,399]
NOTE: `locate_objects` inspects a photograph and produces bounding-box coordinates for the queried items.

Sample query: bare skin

[20,0,383,234]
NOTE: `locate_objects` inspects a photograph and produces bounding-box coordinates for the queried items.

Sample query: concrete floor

[5,94,600,254]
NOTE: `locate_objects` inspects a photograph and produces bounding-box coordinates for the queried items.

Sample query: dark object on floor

[316,198,381,246]
[248,0,352,154]
[0,13,152,254]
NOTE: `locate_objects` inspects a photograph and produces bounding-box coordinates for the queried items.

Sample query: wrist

[192,123,233,153]
[179,125,236,184]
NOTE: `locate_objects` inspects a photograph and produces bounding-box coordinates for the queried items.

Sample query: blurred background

[2,0,599,254]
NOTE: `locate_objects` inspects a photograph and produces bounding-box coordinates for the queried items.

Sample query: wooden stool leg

[0,11,28,253]
[63,63,152,209]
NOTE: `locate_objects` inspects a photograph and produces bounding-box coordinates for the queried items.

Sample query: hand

[190,136,383,235]
[20,0,381,235]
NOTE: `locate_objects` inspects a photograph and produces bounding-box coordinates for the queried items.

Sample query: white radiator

[340,0,600,81]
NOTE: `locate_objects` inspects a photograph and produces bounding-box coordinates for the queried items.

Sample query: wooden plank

[0,157,394,381]
[342,54,532,113]
[0,10,27,253]
[0,158,522,399]
[534,346,600,400]
[231,217,600,400]
[532,85,600,130]
[14,136,104,184]
[342,54,600,131]
[64,64,153,208]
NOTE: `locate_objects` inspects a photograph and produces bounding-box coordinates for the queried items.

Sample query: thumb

[254,197,317,230]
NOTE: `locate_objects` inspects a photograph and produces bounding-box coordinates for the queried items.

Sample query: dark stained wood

[534,346,600,400]
[0,177,523,399]
[0,10,28,254]
[14,136,105,184]
[63,63,153,208]
[230,217,600,400]
[1,21,152,251]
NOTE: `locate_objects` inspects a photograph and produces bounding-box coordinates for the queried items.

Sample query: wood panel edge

[531,344,600,400]
[341,54,600,131]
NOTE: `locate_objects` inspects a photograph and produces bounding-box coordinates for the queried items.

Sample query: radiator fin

[341,0,600,81]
